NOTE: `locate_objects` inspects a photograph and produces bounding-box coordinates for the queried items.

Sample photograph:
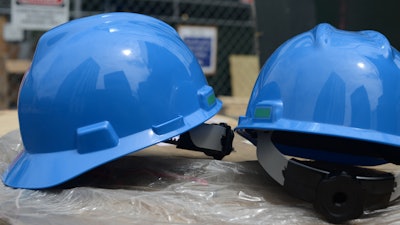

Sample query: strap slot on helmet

[271,131,400,165]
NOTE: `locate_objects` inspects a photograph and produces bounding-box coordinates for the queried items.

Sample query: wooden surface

[218,95,248,119]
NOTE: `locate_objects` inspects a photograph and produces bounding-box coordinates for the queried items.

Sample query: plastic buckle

[165,123,234,160]
[284,159,394,223]
[257,131,396,223]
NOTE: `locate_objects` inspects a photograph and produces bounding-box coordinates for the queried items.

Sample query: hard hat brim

[236,117,400,165]
[2,101,222,189]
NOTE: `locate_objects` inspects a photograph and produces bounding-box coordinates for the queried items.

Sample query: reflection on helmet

[2,12,222,189]
[237,23,400,166]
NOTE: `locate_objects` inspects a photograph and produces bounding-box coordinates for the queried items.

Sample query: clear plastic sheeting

[1,130,400,225]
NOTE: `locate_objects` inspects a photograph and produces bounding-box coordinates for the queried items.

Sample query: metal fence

[0,0,258,97]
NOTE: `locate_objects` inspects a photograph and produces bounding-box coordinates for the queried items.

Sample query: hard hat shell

[237,23,400,165]
[2,12,221,189]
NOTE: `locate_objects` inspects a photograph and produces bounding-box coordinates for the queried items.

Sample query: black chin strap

[165,123,234,160]
[257,131,398,224]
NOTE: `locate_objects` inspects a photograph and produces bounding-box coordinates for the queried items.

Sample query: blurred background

[0,0,400,117]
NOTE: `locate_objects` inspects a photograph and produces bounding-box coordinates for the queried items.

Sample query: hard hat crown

[3,13,221,189]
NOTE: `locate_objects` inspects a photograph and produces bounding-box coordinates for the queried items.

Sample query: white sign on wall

[11,0,70,31]
[3,22,24,41]
[178,25,218,75]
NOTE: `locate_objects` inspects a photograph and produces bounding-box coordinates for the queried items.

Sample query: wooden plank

[0,59,30,109]
[0,110,19,136]
[229,54,259,98]
[0,16,7,57]
[0,57,7,109]
[5,59,31,74]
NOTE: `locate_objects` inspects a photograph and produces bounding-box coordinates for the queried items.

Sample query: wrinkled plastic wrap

[1,130,400,225]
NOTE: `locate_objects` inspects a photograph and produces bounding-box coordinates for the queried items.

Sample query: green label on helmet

[255,107,272,119]
[207,94,216,106]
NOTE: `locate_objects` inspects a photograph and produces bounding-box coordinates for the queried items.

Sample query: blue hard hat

[2,12,221,189]
[237,23,400,166]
